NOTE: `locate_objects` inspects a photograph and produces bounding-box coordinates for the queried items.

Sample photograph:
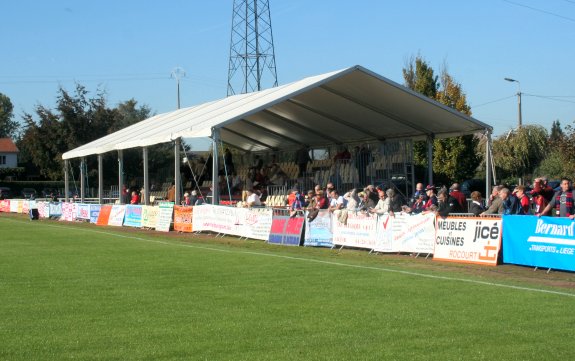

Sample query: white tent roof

[63,65,491,160]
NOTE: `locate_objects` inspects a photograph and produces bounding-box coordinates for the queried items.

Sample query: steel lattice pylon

[227,0,278,96]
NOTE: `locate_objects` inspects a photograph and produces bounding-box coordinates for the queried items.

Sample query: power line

[471,94,516,108]
[523,93,575,104]
[503,0,575,23]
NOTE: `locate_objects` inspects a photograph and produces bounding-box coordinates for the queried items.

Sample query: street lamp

[504,77,522,128]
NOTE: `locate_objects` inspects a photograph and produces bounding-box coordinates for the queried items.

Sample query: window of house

[0,155,6,165]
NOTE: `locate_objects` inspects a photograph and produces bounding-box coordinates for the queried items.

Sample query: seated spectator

[370,190,390,215]
[245,189,262,207]
[343,189,360,210]
[358,191,376,211]
[468,191,485,216]
[130,190,140,204]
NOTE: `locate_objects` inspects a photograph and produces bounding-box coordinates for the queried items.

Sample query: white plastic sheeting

[63,65,491,160]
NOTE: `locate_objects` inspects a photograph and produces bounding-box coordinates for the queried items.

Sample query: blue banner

[303,210,333,248]
[123,205,143,228]
[89,205,101,224]
[503,215,575,272]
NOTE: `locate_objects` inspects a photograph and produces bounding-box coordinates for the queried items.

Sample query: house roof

[0,138,19,153]
[62,65,492,160]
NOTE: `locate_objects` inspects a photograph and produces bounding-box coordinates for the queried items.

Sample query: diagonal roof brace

[286,98,384,141]
[220,127,277,151]
[237,118,305,147]
[261,109,343,145]
[320,85,433,136]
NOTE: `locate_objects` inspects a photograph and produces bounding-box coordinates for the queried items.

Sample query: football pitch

[1,214,574,361]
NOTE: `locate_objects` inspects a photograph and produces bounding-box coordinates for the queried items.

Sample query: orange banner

[96,205,112,226]
[173,206,193,233]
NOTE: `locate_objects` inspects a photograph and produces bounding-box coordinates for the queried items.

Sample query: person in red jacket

[130,190,140,204]
[449,183,467,213]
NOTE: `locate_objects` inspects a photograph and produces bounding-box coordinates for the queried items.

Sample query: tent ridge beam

[286,98,376,139]
[220,127,277,151]
[320,85,433,135]
[261,109,343,145]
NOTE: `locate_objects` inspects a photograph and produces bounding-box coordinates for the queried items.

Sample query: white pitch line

[3,216,575,298]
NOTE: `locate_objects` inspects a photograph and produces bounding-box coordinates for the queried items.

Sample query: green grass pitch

[1,214,574,360]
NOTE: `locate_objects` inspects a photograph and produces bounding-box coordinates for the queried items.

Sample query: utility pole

[227,0,278,96]
[171,67,186,109]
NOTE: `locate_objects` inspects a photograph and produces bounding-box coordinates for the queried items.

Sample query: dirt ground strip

[2,212,574,291]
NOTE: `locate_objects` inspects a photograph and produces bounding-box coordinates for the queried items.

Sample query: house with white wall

[0,138,19,168]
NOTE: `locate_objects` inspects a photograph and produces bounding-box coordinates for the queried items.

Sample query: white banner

[434,217,501,266]
[141,205,160,229]
[49,202,62,218]
[76,203,90,220]
[332,211,379,250]
[156,202,174,232]
[9,199,19,213]
[192,205,273,241]
[390,213,436,254]
[60,202,75,222]
[107,205,126,226]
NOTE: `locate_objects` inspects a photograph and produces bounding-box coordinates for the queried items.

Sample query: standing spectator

[245,189,262,207]
[514,185,531,215]
[223,148,235,174]
[354,145,372,186]
[436,190,457,218]
[294,146,311,177]
[370,189,390,215]
[182,192,192,206]
[343,189,360,210]
[387,188,403,214]
[538,178,575,218]
[167,183,176,202]
[468,191,486,216]
[539,177,555,204]
[449,183,467,212]
[358,191,376,211]
[481,186,504,215]
[423,185,438,211]
[122,184,130,204]
[328,190,346,212]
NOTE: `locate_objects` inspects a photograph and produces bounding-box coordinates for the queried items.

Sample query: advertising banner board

[123,205,143,228]
[173,206,193,232]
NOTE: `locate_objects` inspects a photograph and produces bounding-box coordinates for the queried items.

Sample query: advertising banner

[0,199,9,212]
[49,202,63,218]
[268,215,304,246]
[17,200,23,214]
[61,202,75,222]
[9,199,18,213]
[96,205,112,226]
[173,206,193,232]
[141,205,159,229]
[192,205,273,241]
[21,200,30,214]
[332,211,378,250]
[156,202,174,232]
[433,216,501,266]
[108,205,126,226]
[36,201,46,218]
[89,205,101,224]
[303,210,333,247]
[123,205,143,228]
[391,213,436,254]
[503,215,575,272]
[76,203,90,220]
[373,214,394,252]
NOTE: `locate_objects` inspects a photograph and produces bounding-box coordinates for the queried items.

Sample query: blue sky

[2,0,574,139]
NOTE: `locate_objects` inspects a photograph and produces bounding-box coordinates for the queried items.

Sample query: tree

[0,93,19,138]
[491,125,548,183]
[549,120,564,143]
[403,57,480,184]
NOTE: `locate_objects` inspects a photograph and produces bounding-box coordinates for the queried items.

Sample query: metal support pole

[98,154,103,204]
[143,147,149,205]
[80,157,86,202]
[64,159,69,202]
[426,135,434,186]
[485,130,492,200]
[212,128,221,205]
[174,138,181,205]
[118,150,124,204]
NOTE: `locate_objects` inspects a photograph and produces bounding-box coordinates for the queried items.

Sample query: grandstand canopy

[62,65,492,160]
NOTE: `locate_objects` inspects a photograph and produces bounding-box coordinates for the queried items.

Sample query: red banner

[96,205,112,226]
